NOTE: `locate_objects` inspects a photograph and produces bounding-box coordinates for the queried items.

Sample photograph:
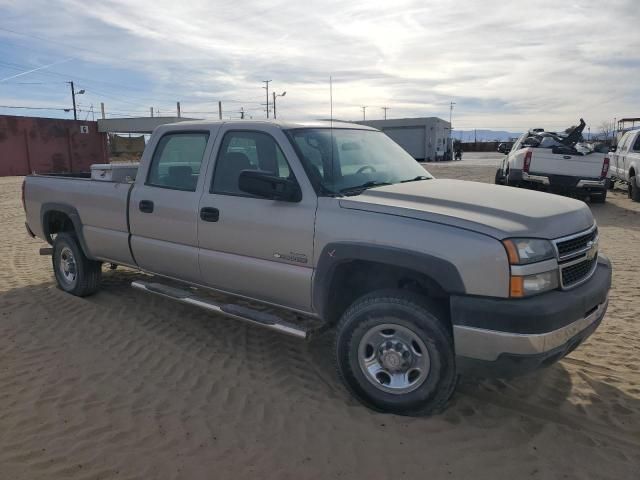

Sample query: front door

[198,127,317,311]
[129,130,211,283]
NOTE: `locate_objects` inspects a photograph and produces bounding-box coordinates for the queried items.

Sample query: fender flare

[312,242,466,319]
[40,202,95,260]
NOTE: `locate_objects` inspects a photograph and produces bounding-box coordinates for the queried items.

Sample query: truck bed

[24,174,136,266]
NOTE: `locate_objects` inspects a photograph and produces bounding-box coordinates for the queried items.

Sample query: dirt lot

[1,162,639,480]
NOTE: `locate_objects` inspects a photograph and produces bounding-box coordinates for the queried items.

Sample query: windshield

[288,128,432,194]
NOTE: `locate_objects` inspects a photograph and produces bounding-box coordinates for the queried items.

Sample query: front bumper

[452,256,611,377]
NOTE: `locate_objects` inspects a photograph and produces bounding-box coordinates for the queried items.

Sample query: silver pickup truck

[23,120,611,416]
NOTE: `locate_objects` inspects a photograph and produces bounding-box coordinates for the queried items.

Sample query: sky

[0,0,638,133]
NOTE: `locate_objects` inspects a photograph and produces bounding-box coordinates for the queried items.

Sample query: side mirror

[238,170,301,202]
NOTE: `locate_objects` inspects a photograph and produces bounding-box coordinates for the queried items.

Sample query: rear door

[197,125,317,311]
[129,128,215,283]
[614,132,630,177]
[624,132,640,176]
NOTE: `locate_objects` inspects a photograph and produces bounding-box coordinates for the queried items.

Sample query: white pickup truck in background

[495,119,610,203]
[609,129,640,202]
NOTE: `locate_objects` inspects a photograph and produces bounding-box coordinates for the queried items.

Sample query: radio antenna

[329,76,333,125]
[329,75,335,182]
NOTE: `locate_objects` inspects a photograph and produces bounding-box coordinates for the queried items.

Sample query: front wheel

[52,232,102,296]
[629,176,640,202]
[335,290,457,416]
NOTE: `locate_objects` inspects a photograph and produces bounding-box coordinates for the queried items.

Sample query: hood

[339,179,594,239]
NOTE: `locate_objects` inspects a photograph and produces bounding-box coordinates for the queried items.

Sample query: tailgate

[530,151,604,178]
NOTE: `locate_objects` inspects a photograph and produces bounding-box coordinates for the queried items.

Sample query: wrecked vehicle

[495,119,611,203]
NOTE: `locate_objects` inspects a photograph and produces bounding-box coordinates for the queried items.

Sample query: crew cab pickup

[23,120,611,416]
[496,120,610,203]
[609,129,640,201]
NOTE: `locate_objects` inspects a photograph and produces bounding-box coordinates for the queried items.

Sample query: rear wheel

[494,168,505,185]
[629,176,640,202]
[52,232,102,296]
[591,190,607,204]
[335,290,456,416]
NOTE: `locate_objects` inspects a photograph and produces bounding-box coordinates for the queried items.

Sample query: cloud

[0,0,638,129]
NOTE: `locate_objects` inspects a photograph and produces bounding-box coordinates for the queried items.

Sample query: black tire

[494,168,505,185]
[607,178,615,191]
[591,190,607,204]
[335,290,456,416]
[630,176,640,202]
[52,232,102,296]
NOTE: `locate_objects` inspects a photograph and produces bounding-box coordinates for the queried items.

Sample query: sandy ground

[1,157,639,479]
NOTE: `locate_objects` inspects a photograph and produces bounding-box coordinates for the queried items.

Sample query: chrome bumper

[522,172,549,185]
[453,296,608,362]
[576,179,607,188]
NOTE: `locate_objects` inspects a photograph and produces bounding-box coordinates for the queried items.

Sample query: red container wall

[0,115,108,176]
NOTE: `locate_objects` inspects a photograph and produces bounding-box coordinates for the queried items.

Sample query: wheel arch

[40,203,94,259]
[313,243,465,325]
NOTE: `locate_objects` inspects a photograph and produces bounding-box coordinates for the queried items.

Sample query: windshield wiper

[339,181,392,196]
[400,175,431,183]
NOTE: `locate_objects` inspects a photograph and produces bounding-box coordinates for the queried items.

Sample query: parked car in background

[23,120,611,416]
[495,119,610,203]
[609,129,640,201]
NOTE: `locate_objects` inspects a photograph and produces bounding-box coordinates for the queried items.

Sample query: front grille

[561,256,597,287]
[556,227,598,258]
[553,225,599,289]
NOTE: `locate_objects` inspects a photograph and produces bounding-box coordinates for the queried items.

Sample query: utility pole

[177,102,181,118]
[100,102,105,120]
[449,101,456,159]
[218,101,222,120]
[381,106,389,120]
[240,107,245,120]
[361,106,367,120]
[263,80,272,118]
[150,107,154,117]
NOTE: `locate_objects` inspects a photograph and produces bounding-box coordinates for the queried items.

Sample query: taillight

[21,179,26,212]
[601,157,610,179]
[523,149,532,173]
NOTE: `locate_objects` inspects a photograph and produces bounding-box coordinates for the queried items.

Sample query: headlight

[510,271,559,297]
[503,238,555,265]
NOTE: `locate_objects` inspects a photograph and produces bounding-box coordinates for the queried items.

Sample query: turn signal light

[510,276,525,297]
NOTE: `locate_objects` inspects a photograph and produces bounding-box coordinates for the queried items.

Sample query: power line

[0,104,71,111]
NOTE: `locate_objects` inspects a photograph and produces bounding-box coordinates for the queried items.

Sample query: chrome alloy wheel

[59,246,77,285]
[357,323,430,394]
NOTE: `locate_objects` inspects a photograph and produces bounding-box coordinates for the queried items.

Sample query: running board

[131,280,309,339]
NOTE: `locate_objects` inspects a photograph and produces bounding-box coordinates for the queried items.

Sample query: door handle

[139,200,154,213]
[200,207,219,222]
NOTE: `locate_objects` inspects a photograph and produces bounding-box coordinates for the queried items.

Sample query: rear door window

[147,132,209,191]
[632,133,640,152]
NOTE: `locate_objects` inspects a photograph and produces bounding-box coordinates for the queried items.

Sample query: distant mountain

[453,130,522,142]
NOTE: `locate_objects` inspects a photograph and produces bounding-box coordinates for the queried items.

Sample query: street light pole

[69,81,77,120]
[67,81,85,120]
[381,106,389,119]
[272,91,286,119]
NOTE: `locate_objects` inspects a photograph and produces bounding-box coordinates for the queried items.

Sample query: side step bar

[131,280,309,339]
